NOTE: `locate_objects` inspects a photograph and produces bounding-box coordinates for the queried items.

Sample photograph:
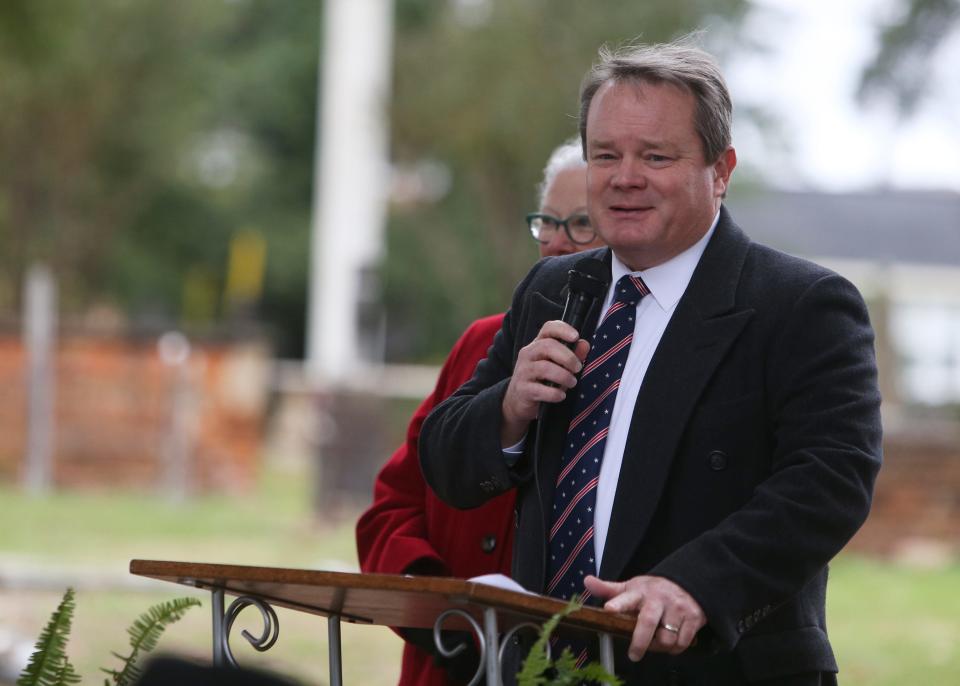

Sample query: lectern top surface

[129,559,636,638]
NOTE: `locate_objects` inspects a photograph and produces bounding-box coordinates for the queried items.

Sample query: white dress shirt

[592,213,718,569]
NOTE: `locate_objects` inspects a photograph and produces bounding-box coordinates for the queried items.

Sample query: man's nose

[611,157,646,189]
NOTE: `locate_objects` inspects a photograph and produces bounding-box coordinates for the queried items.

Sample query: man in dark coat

[419,39,882,685]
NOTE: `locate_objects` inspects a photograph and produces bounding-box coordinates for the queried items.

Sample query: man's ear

[713,146,737,197]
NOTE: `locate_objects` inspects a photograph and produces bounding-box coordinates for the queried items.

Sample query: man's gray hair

[537,137,586,207]
[579,39,732,163]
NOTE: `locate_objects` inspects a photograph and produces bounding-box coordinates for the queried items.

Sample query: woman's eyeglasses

[526,212,597,245]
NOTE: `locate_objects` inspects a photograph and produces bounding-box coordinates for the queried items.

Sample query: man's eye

[647,154,670,163]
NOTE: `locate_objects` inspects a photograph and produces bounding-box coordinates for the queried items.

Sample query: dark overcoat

[419,207,883,684]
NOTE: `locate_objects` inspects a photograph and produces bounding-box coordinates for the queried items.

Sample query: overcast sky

[726,0,960,193]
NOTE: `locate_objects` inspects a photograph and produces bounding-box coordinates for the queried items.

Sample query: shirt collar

[609,210,720,312]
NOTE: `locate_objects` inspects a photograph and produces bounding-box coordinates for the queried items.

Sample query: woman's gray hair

[537,137,586,208]
[578,38,732,163]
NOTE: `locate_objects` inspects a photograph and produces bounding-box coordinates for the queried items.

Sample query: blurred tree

[384,0,751,361]
[0,0,755,363]
[0,0,232,317]
[108,0,321,355]
[0,0,319,357]
[858,0,960,113]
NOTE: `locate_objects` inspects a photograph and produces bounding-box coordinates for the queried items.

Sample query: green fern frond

[52,657,81,686]
[17,587,81,686]
[541,647,581,686]
[516,646,550,686]
[516,596,581,686]
[516,595,623,686]
[100,596,201,686]
[574,660,623,686]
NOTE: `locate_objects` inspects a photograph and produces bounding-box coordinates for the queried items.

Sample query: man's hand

[500,320,590,446]
[584,574,706,661]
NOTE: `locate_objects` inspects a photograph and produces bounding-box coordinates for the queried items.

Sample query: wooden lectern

[130,560,634,686]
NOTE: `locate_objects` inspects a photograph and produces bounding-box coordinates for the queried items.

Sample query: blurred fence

[0,328,269,495]
[2,321,957,558]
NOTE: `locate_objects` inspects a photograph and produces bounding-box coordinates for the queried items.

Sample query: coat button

[708,450,728,471]
[481,535,497,553]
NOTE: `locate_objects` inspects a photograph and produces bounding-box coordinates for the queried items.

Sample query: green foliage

[16,588,81,686]
[100,597,203,686]
[0,0,234,314]
[1,0,758,360]
[516,596,622,686]
[17,588,200,686]
[0,0,319,354]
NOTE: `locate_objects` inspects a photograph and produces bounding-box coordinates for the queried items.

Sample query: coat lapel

[599,209,755,581]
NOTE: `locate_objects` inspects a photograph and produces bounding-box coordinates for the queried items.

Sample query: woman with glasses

[356,138,604,686]
[526,142,604,256]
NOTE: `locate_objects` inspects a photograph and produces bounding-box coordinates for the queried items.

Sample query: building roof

[725,189,960,267]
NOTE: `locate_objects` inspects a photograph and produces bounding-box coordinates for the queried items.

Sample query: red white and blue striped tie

[545,273,649,665]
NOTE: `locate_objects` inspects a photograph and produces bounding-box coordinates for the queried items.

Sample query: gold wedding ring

[660,622,680,634]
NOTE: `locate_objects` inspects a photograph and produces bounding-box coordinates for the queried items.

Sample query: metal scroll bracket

[433,608,548,686]
[209,587,345,686]
[210,589,280,667]
[433,607,617,686]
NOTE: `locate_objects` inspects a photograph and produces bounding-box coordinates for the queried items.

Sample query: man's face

[538,165,605,258]
[585,80,736,271]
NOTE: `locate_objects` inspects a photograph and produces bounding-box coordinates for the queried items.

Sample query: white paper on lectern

[468,573,535,595]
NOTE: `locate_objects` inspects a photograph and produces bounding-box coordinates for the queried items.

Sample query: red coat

[356,314,515,686]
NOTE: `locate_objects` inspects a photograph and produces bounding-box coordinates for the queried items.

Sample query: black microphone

[538,257,610,391]
[560,257,609,348]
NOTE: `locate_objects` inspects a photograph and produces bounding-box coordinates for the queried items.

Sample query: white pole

[306,0,394,387]
[157,331,194,501]
[23,264,57,493]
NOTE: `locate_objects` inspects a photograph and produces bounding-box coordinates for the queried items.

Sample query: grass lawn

[828,555,960,684]
[0,465,957,685]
